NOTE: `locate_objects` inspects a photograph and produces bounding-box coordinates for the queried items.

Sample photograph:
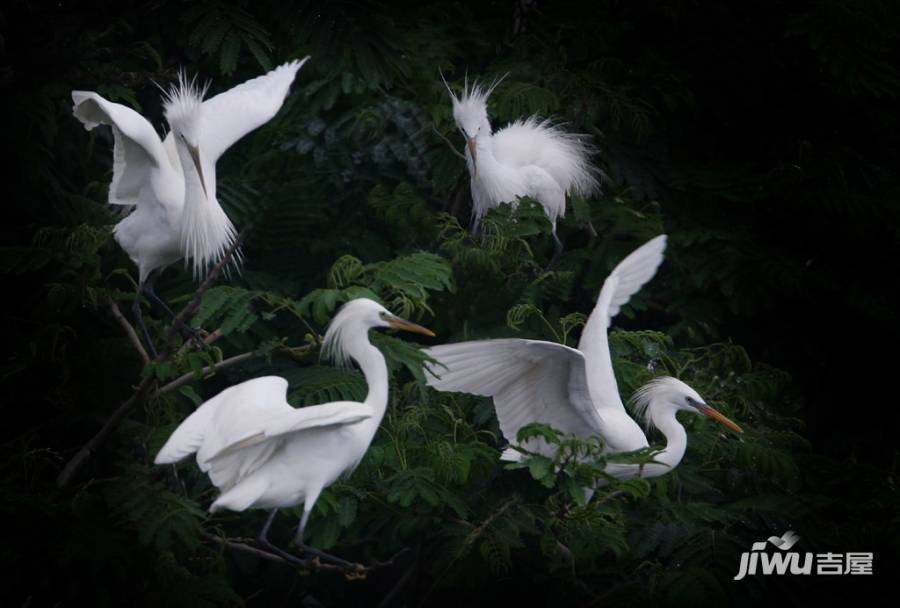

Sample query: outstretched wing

[200,58,308,163]
[72,91,172,207]
[578,235,668,417]
[154,375,372,491]
[424,339,601,459]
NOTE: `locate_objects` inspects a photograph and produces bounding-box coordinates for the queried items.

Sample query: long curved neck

[642,406,688,477]
[348,337,389,421]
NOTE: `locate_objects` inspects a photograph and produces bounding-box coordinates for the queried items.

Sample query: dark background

[1,0,898,605]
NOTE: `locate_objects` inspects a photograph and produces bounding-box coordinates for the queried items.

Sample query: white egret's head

[162,71,210,197]
[442,72,506,172]
[630,376,743,434]
[321,298,434,366]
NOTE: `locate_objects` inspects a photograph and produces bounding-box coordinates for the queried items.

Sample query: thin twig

[55,344,311,489]
[158,352,257,396]
[432,123,466,161]
[57,237,247,490]
[158,236,243,359]
[55,375,156,488]
[109,300,149,365]
[202,532,407,579]
[159,345,312,396]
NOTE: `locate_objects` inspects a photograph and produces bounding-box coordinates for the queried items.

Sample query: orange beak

[698,404,743,434]
[387,315,436,337]
[467,137,477,177]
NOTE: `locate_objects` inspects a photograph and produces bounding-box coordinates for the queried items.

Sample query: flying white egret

[424,235,742,492]
[154,298,434,564]
[72,57,309,353]
[443,75,601,256]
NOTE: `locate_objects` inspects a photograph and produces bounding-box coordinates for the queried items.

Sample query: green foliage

[4,1,897,606]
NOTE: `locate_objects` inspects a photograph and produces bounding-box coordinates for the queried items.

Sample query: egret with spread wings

[424,235,742,489]
[155,298,434,565]
[72,58,308,353]
[444,75,601,257]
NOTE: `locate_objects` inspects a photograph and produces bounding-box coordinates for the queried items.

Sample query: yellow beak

[387,316,435,337]
[467,137,477,178]
[699,404,743,434]
[188,144,208,199]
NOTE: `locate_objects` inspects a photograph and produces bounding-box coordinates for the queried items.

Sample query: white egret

[154,298,434,564]
[443,75,601,256]
[72,57,309,352]
[424,235,742,491]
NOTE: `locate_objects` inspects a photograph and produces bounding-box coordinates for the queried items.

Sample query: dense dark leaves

[1,0,898,606]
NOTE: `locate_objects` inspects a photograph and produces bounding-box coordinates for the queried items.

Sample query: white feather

[444,75,601,232]
[72,59,307,282]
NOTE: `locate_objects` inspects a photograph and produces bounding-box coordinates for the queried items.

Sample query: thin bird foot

[132,296,159,359]
[293,539,359,569]
[257,539,316,568]
[258,539,366,578]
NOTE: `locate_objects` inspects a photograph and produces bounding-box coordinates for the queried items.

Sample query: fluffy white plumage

[424,235,743,488]
[72,57,308,282]
[155,298,434,546]
[444,75,601,235]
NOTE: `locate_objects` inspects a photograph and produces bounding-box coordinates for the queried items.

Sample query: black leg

[546,231,564,270]
[294,540,357,568]
[132,283,158,359]
[144,270,201,342]
[258,510,278,544]
[143,270,178,320]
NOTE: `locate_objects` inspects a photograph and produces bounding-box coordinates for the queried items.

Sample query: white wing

[492,117,600,198]
[199,57,308,163]
[424,339,601,458]
[71,91,172,207]
[577,235,668,417]
[154,375,372,490]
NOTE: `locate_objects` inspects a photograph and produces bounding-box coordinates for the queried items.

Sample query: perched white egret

[424,235,742,492]
[443,75,601,255]
[72,57,308,351]
[154,298,434,562]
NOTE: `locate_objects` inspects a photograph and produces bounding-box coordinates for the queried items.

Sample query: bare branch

[55,375,156,489]
[109,300,149,365]
[432,123,467,161]
[55,343,313,489]
[201,532,408,579]
[56,239,245,489]
[158,235,243,360]
[159,345,312,396]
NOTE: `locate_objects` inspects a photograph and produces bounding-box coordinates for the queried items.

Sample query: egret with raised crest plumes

[72,57,309,353]
[154,298,434,566]
[424,235,742,496]
[443,74,601,258]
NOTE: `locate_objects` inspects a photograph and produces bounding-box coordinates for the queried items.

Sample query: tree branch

[159,345,312,396]
[109,300,149,365]
[158,235,242,359]
[55,344,311,489]
[201,532,408,579]
[55,374,156,489]
[432,123,467,161]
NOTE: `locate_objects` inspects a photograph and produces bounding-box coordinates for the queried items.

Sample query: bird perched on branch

[72,57,309,354]
[442,74,601,258]
[155,298,434,567]
[424,235,742,497]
